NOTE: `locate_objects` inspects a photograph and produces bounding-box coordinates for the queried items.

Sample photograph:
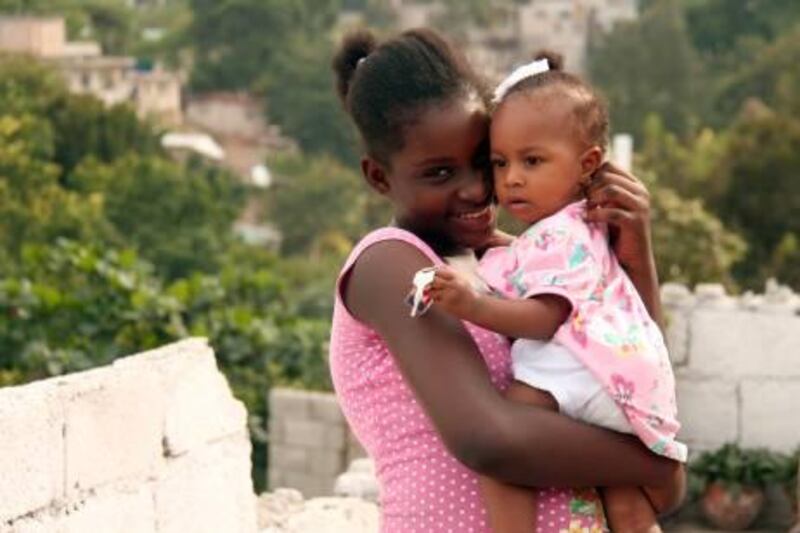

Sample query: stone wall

[0,338,257,533]
[268,389,365,498]
[663,281,800,454]
[270,282,800,500]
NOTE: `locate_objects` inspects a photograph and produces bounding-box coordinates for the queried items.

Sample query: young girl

[428,52,687,532]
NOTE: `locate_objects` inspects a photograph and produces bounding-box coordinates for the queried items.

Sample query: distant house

[383,0,638,79]
[185,92,296,183]
[161,132,225,162]
[0,15,182,126]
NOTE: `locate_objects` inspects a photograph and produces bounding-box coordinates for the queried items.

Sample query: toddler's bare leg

[602,486,662,533]
[480,381,558,533]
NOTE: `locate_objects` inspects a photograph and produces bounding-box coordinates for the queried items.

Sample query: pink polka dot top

[329,228,607,533]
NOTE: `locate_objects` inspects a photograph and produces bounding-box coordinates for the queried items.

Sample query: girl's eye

[423,167,454,180]
[490,158,506,169]
[524,156,543,167]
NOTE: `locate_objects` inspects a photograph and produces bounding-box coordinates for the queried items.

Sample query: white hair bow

[492,58,550,104]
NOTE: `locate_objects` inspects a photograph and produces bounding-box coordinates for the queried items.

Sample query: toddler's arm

[429,266,570,340]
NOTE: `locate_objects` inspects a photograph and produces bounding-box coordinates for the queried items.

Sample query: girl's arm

[428,266,570,340]
[344,240,682,500]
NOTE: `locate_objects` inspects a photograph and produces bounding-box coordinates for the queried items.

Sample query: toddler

[428,52,687,532]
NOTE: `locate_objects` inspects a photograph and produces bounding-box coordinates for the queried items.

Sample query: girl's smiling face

[364,94,496,255]
[490,91,602,225]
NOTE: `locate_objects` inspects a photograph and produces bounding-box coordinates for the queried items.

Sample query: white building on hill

[386,0,637,79]
[0,16,182,126]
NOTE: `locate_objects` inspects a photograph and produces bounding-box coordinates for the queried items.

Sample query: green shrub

[690,443,790,494]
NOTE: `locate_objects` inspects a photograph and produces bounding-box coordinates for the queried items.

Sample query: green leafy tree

[637,113,729,201]
[265,153,382,256]
[713,104,800,290]
[183,0,356,163]
[69,154,246,280]
[588,0,701,140]
[0,113,113,268]
[260,34,359,165]
[0,55,243,280]
[684,0,800,59]
[80,0,136,55]
[50,95,161,178]
[767,233,800,290]
[0,54,67,116]
[650,187,746,287]
[712,25,800,126]
[185,0,341,91]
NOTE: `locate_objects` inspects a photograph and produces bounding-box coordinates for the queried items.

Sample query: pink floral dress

[330,227,609,532]
[479,201,687,462]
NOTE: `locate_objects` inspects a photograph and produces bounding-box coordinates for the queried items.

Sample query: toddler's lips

[505,199,531,209]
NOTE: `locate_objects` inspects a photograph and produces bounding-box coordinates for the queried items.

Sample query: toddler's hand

[429,266,481,320]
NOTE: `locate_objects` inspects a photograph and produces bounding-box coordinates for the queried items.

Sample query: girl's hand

[429,266,481,320]
[584,162,653,274]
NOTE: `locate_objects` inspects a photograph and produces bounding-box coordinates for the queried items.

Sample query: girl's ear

[361,156,391,195]
[579,146,604,181]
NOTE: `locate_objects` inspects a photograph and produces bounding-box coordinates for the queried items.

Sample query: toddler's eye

[524,156,543,167]
[490,158,507,169]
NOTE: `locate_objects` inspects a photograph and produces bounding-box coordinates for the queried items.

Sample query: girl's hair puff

[332,28,488,165]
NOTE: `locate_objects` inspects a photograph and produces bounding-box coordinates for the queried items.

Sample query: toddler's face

[489,92,593,225]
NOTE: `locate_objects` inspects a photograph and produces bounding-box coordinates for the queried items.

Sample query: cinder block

[346,430,367,464]
[675,375,738,451]
[281,471,332,498]
[740,379,800,453]
[270,389,311,420]
[61,487,156,533]
[308,452,345,477]
[112,338,212,369]
[3,512,61,533]
[308,394,344,424]
[284,420,328,448]
[268,469,285,491]
[690,310,800,377]
[143,338,249,455]
[283,497,378,532]
[664,307,690,366]
[163,354,247,456]
[154,433,256,533]
[268,418,285,444]
[0,381,64,521]
[270,444,309,473]
[116,339,235,454]
[323,426,347,451]
[63,364,164,494]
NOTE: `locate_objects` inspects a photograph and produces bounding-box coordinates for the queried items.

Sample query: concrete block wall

[663,281,800,454]
[268,389,365,498]
[0,338,257,533]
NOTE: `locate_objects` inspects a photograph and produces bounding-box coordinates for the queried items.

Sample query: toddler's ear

[579,146,604,181]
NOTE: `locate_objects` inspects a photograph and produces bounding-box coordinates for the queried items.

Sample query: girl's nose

[457,167,489,203]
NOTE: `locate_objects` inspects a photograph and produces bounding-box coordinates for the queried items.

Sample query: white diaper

[510,338,632,434]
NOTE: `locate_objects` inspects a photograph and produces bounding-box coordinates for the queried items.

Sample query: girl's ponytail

[332,30,377,109]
